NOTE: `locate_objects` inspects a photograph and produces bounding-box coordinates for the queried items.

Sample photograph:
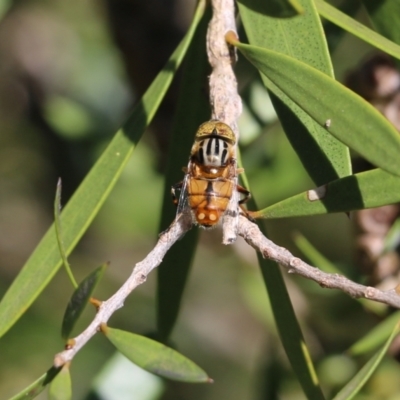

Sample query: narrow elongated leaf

[232,40,400,177]
[156,6,211,342]
[256,232,325,400]
[237,163,325,400]
[0,0,206,339]
[237,5,336,397]
[48,365,72,400]
[61,263,107,339]
[156,7,210,342]
[316,0,400,60]
[8,367,60,400]
[238,0,330,399]
[333,322,400,400]
[254,168,400,219]
[349,312,400,356]
[238,0,351,186]
[103,327,211,383]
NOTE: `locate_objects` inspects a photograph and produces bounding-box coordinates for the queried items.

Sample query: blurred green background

[1,0,400,399]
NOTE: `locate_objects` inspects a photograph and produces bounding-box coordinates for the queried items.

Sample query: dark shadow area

[270,92,343,185]
[324,173,373,213]
[43,365,62,385]
[269,93,364,213]
[120,57,178,145]
[322,0,362,54]
[104,0,187,169]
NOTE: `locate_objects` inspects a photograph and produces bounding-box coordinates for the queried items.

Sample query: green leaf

[238,0,351,186]
[233,40,400,177]
[48,364,72,400]
[0,0,206,339]
[236,3,329,388]
[316,0,400,61]
[61,263,107,339]
[244,0,303,17]
[239,173,325,399]
[234,18,328,390]
[255,168,400,219]
[156,6,211,342]
[362,0,400,47]
[255,244,325,400]
[349,312,400,356]
[103,327,211,383]
[332,322,400,400]
[8,367,60,400]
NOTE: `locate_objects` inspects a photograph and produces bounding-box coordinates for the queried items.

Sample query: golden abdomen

[187,178,234,228]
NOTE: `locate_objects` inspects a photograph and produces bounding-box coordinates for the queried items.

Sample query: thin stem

[237,216,400,308]
[54,213,192,366]
[207,0,242,244]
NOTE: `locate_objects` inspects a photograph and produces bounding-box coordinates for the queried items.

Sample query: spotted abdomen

[187,179,234,228]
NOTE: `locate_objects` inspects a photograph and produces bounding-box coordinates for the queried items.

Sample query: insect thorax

[193,136,233,167]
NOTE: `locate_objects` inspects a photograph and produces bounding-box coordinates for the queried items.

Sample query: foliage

[1,0,400,399]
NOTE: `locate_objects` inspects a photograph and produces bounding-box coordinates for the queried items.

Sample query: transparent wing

[225,176,240,218]
[176,172,190,216]
[221,176,239,243]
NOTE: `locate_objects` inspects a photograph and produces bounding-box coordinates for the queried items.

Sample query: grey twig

[54,0,400,370]
[53,213,192,367]
[207,0,242,244]
[237,216,400,308]
[53,0,242,367]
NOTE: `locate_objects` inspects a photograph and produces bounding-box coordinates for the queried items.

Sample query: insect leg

[171,181,183,206]
[236,184,259,221]
[237,184,251,205]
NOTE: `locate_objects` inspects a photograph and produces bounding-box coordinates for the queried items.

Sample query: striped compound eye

[197,137,230,167]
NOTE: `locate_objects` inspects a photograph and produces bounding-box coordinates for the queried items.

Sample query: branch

[207,0,242,244]
[53,0,400,370]
[54,213,193,367]
[54,0,242,367]
[237,215,400,308]
[54,210,400,367]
